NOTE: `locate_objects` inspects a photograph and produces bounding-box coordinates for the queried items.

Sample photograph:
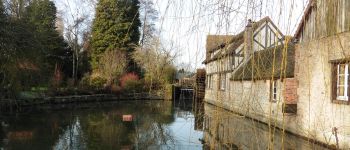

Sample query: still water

[0,100,329,150]
[0,101,202,150]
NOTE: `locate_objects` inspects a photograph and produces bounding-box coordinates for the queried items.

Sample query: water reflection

[0,101,203,150]
[201,103,329,150]
[0,100,330,150]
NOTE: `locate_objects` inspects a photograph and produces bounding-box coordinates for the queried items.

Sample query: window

[337,64,348,100]
[230,55,236,70]
[204,115,211,132]
[333,63,349,102]
[209,75,212,89]
[220,74,226,90]
[270,80,277,102]
[206,75,212,89]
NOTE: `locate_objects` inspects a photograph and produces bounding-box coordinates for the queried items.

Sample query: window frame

[336,64,348,100]
[331,62,350,104]
[206,75,212,89]
[270,80,278,102]
[220,73,226,90]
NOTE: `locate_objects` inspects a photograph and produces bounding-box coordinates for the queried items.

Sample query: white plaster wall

[205,31,350,148]
[295,32,350,149]
[204,78,294,129]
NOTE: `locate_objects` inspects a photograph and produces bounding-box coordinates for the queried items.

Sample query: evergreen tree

[0,0,7,64]
[91,0,141,71]
[25,0,69,80]
[0,0,4,18]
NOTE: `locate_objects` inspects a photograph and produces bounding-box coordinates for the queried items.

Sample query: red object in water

[122,115,133,122]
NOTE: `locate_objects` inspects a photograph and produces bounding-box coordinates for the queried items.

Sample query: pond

[0,101,202,150]
[0,100,329,150]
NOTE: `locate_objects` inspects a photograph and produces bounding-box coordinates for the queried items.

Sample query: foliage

[119,73,139,88]
[119,73,143,92]
[90,0,141,72]
[0,0,4,19]
[25,0,69,80]
[0,0,69,98]
[78,74,107,90]
[98,50,127,85]
[122,79,143,92]
[89,76,107,90]
[120,73,144,92]
[133,37,177,92]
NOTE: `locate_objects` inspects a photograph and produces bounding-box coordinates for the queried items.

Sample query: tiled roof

[231,43,295,81]
[203,17,275,64]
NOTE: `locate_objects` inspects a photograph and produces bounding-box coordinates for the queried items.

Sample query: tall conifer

[91,0,141,71]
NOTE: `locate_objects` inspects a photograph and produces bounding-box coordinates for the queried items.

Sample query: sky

[54,0,310,71]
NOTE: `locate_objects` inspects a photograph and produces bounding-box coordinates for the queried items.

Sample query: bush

[90,76,107,89]
[79,74,91,88]
[110,84,122,94]
[119,73,143,92]
[120,73,139,88]
[123,79,143,92]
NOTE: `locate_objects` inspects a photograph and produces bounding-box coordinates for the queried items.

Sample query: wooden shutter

[348,63,350,103]
[331,63,337,101]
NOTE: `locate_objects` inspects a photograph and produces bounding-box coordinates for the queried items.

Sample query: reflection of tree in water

[0,101,177,149]
[0,112,74,150]
[75,101,175,149]
[0,124,4,149]
[53,117,87,150]
[135,119,175,149]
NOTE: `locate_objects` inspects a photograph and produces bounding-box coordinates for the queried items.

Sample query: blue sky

[54,0,309,71]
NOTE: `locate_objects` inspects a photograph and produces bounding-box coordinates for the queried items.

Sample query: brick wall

[284,78,298,104]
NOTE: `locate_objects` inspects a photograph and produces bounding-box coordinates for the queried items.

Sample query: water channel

[0,99,329,150]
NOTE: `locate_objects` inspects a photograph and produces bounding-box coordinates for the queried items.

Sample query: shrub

[110,84,122,94]
[119,73,143,92]
[90,76,107,89]
[123,79,143,92]
[79,74,91,88]
[120,73,139,88]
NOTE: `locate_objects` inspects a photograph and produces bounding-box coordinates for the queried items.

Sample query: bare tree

[4,0,29,19]
[98,50,127,85]
[133,37,177,92]
[139,0,158,48]
[65,16,87,83]
[58,0,95,83]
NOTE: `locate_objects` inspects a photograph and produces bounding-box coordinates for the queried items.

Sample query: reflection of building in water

[173,88,193,111]
[193,69,206,131]
[175,109,192,119]
[193,101,204,131]
[203,0,350,149]
[203,103,327,150]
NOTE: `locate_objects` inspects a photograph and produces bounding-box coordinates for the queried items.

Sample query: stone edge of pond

[0,93,168,111]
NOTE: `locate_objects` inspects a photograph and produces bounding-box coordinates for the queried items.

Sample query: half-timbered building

[292,0,350,148]
[203,16,295,117]
[203,0,350,148]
